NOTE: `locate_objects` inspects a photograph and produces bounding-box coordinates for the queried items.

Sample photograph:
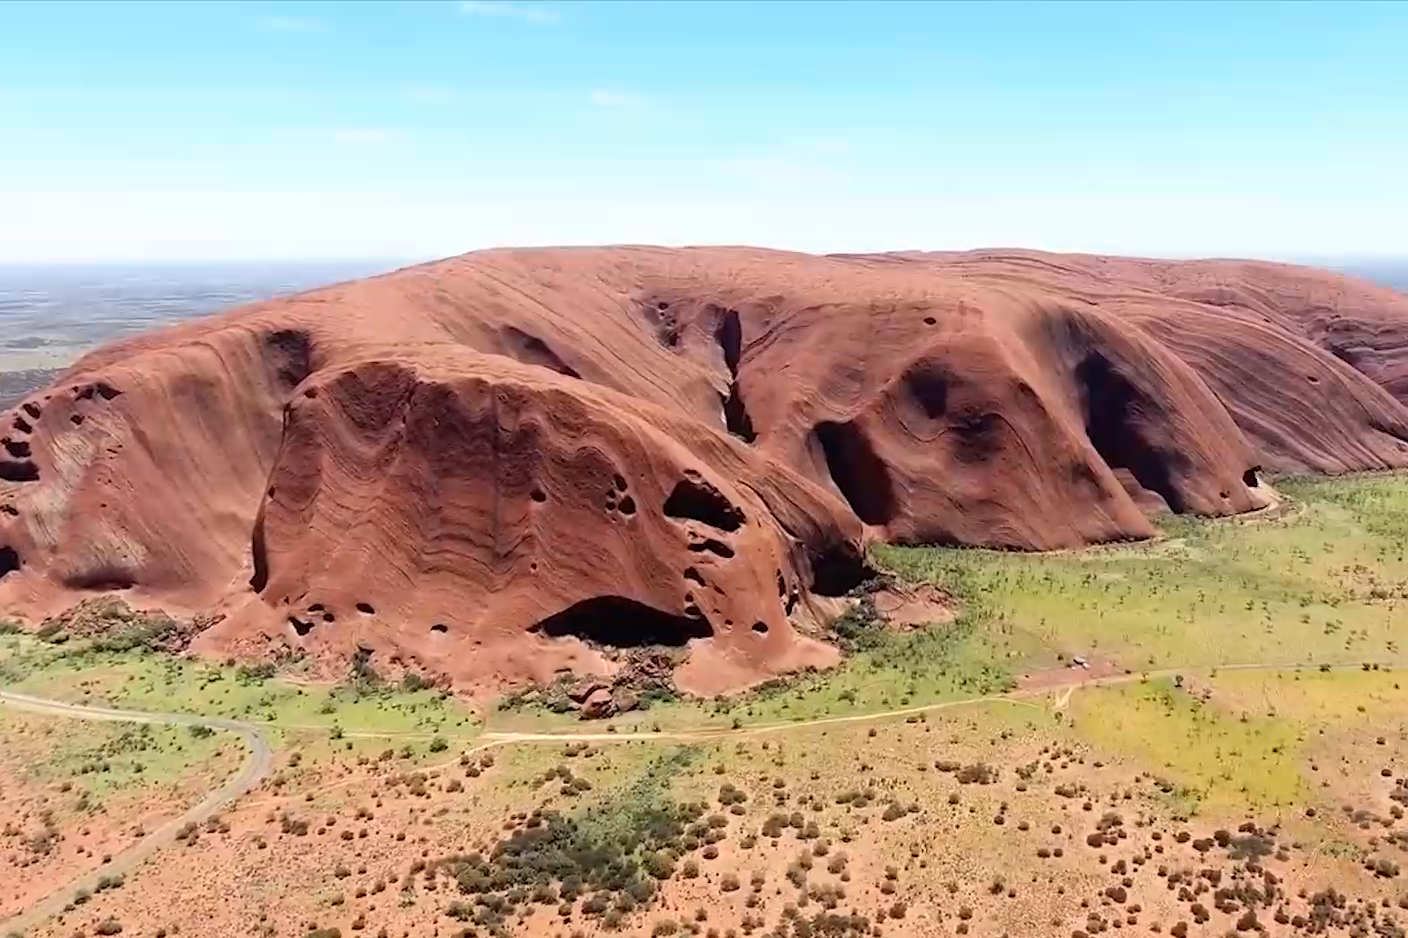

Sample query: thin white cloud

[460,1,560,25]
[332,128,395,145]
[588,89,643,109]
[255,15,327,34]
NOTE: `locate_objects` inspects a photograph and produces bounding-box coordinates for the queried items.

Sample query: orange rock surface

[2,248,1407,694]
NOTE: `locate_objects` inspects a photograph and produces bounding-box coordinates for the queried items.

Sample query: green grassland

[5,474,1408,819]
[879,474,1408,673]
[0,706,235,808]
[0,630,481,745]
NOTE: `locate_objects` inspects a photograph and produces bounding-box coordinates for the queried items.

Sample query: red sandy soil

[2,247,1407,695]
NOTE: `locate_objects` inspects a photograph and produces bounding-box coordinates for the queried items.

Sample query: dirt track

[0,658,1357,932]
[0,691,273,937]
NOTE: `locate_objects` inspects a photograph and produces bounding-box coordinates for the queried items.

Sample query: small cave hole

[289,616,314,637]
[664,478,745,532]
[688,537,736,559]
[619,495,636,515]
[304,387,318,399]
[2,438,30,459]
[12,417,32,434]
[0,460,40,483]
[308,603,325,612]
[530,488,547,503]
[70,414,85,426]
[1306,374,1321,384]
[322,612,336,623]
[430,623,449,634]
[500,327,581,380]
[657,300,670,312]
[923,316,937,326]
[356,602,375,615]
[684,567,706,587]
[0,545,19,580]
[0,504,18,517]
[613,473,628,491]
[751,621,769,634]
[529,596,712,647]
[1243,467,1260,488]
[21,402,41,419]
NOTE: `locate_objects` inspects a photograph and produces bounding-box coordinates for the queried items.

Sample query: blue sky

[1,0,1405,262]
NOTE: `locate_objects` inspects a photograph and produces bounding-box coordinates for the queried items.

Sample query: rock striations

[3,247,1408,695]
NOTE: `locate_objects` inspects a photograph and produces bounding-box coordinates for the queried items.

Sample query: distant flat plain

[0,257,1404,410]
[0,261,400,408]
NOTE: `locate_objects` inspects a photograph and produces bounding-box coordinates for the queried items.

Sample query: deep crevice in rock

[249,511,270,593]
[1076,353,1187,513]
[664,478,745,532]
[813,420,896,526]
[529,596,713,647]
[714,308,757,443]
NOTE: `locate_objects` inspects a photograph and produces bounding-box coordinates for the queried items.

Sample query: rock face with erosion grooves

[2,247,1407,695]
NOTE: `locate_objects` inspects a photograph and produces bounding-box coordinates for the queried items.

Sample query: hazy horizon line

[2,249,1407,269]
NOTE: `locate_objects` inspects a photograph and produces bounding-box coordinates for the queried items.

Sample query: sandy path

[0,657,1357,932]
[0,692,274,937]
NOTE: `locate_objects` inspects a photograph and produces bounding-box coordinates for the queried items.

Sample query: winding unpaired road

[0,659,1365,934]
[0,691,272,937]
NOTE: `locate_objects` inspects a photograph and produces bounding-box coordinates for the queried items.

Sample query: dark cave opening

[0,459,39,483]
[529,596,713,647]
[808,540,876,597]
[1076,354,1186,513]
[813,420,897,526]
[663,477,745,532]
[249,515,270,593]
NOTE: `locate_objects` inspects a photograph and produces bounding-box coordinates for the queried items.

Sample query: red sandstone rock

[1,247,1405,695]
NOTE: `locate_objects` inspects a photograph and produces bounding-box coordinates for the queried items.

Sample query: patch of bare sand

[871,583,958,630]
